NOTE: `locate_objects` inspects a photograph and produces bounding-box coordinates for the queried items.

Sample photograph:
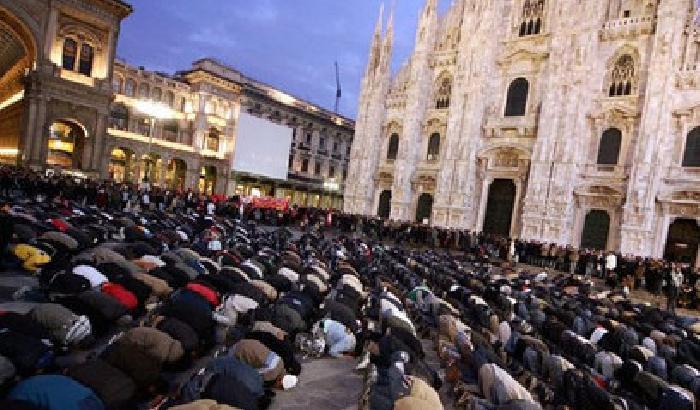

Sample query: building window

[435,74,452,109]
[596,128,622,165]
[180,97,187,112]
[306,132,312,144]
[206,128,220,152]
[342,168,347,180]
[165,91,175,107]
[333,141,339,153]
[683,126,700,167]
[505,77,529,117]
[137,117,151,136]
[314,162,321,176]
[125,79,136,97]
[608,54,635,97]
[346,145,351,156]
[288,155,294,168]
[387,133,399,160]
[62,38,77,71]
[427,133,440,161]
[109,103,129,131]
[329,166,335,178]
[301,158,309,172]
[292,128,297,140]
[319,137,326,149]
[139,83,150,98]
[78,43,94,76]
[152,87,162,102]
[623,10,631,18]
[519,0,544,36]
[112,77,123,94]
[162,120,179,142]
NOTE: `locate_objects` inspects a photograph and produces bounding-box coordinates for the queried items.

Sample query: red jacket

[186,283,220,307]
[51,219,71,232]
[102,283,138,310]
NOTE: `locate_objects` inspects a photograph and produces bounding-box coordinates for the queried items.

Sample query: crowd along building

[0,0,354,209]
[345,0,700,266]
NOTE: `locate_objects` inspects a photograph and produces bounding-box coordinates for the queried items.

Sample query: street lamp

[134,99,176,183]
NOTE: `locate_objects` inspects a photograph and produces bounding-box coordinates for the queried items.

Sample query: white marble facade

[345,0,700,264]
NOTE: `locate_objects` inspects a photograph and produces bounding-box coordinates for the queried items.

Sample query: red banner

[250,196,289,211]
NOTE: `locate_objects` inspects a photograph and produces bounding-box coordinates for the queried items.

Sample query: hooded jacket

[8,375,105,410]
[119,327,184,364]
[30,303,91,346]
[67,359,136,409]
[13,244,51,272]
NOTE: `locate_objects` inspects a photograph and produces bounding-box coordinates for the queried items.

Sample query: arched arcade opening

[0,9,36,164]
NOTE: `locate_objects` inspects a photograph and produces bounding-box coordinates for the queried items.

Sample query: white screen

[232,112,292,180]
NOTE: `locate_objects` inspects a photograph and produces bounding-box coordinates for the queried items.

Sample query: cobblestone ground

[269,356,363,410]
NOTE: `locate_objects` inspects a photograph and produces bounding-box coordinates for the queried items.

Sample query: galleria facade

[0,0,354,208]
[345,0,700,265]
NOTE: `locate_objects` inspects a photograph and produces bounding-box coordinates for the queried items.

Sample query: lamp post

[134,99,176,184]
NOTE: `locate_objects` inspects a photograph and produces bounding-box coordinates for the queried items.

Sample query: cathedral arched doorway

[580,210,610,250]
[483,179,516,237]
[46,120,86,169]
[377,190,391,218]
[0,9,36,163]
[415,193,433,224]
[664,218,699,266]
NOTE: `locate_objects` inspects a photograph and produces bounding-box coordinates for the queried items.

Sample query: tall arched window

[387,133,399,160]
[62,38,77,71]
[165,91,175,107]
[125,79,136,97]
[109,103,129,131]
[519,0,544,37]
[435,75,452,109]
[427,133,440,160]
[597,128,622,165]
[608,54,635,97]
[683,127,700,167]
[505,77,529,117]
[112,77,123,94]
[152,87,162,102]
[78,43,94,76]
[138,83,150,98]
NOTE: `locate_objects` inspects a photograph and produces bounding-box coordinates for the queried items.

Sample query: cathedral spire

[421,0,438,20]
[416,0,438,50]
[365,3,384,79]
[380,3,394,73]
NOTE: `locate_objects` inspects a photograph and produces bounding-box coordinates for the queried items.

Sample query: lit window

[62,38,77,71]
[78,43,94,76]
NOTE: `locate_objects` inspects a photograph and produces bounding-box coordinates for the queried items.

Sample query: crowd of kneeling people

[0,195,414,410]
[356,247,700,410]
[1,194,700,410]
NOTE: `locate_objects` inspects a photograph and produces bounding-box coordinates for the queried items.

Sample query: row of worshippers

[353,246,700,410]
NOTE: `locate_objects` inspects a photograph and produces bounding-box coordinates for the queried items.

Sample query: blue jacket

[9,375,104,410]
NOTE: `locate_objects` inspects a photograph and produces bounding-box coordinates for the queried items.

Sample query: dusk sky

[116,0,452,119]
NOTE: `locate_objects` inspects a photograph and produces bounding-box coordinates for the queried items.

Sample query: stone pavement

[269,356,363,410]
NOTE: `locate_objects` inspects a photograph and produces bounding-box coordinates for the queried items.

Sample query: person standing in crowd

[604,250,615,279]
[668,262,685,314]
[0,201,13,268]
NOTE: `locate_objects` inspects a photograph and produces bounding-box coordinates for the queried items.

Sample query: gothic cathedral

[345,0,700,265]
